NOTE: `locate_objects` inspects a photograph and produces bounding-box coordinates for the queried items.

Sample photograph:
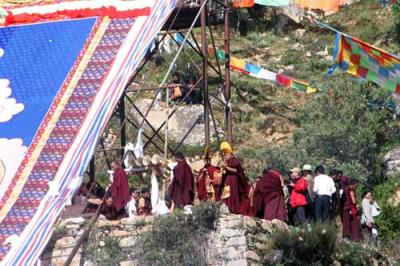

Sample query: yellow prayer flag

[295,0,339,12]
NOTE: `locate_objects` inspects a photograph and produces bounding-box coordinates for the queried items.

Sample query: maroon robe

[342,187,361,241]
[110,168,130,211]
[222,156,249,214]
[250,177,264,218]
[197,164,221,202]
[251,170,287,221]
[169,160,194,208]
[100,204,127,220]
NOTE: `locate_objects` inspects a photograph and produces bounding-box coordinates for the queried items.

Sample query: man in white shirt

[313,165,336,221]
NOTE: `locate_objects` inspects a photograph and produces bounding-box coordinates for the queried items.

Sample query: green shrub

[239,77,399,184]
[267,223,336,266]
[336,241,373,266]
[84,235,125,265]
[138,203,219,266]
[373,177,400,240]
[393,3,400,44]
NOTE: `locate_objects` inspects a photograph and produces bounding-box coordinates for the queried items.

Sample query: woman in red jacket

[289,167,308,225]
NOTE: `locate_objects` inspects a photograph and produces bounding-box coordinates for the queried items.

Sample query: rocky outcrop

[131,99,220,146]
[383,146,400,177]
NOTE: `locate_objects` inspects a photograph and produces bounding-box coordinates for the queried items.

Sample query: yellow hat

[220,141,233,154]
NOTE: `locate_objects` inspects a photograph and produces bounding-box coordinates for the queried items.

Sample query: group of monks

[80,140,287,222]
[168,141,287,221]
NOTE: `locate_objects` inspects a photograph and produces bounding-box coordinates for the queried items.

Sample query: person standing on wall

[313,165,336,222]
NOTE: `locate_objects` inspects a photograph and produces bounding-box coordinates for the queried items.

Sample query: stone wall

[207,205,288,266]
[40,217,87,266]
[41,205,288,266]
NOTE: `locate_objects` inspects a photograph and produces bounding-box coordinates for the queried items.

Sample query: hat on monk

[220,141,232,154]
[290,167,301,174]
[302,164,312,171]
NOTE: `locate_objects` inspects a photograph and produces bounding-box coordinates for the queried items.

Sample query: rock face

[383,146,400,177]
[41,205,289,266]
[131,99,220,146]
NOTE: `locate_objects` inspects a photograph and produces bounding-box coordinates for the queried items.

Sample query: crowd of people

[71,141,382,244]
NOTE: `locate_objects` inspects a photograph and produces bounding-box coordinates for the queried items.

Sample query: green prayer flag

[291,80,308,91]
[216,50,225,61]
[254,0,290,6]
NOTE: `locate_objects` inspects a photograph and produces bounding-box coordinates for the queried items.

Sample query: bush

[239,77,399,184]
[373,177,400,240]
[336,241,374,266]
[267,222,337,266]
[393,3,400,44]
[84,235,125,265]
[267,222,394,266]
[138,203,220,266]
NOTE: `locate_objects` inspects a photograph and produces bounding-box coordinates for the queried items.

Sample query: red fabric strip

[5,7,150,26]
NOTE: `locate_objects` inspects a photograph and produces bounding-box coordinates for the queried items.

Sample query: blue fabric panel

[0,18,96,145]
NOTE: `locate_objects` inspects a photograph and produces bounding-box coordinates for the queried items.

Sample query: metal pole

[224,0,232,144]
[119,96,126,160]
[89,157,95,183]
[164,82,170,158]
[201,0,210,147]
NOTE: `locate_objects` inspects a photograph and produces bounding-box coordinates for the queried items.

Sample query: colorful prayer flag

[295,0,340,12]
[211,47,316,93]
[276,74,292,87]
[232,0,255,8]
[331,32,400,94]
[254,0,290,6]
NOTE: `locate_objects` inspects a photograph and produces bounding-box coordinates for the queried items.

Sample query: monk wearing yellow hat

[220,141,250,215]
[197,147,222,202]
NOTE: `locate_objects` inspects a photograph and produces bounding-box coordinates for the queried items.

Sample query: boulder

[383,146,400,177]
[294,29,306,39]
[59,217,86,227]
[244,250,261,262]
[119,236,137,248]
[120,260,138,266]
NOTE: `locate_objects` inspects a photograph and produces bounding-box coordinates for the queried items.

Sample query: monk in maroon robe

[252,169,287,221]
[100,196,127,220]
[220,141,250,215]
[169,152,194,208]
[197,154,222,202]
[110,161,130,212]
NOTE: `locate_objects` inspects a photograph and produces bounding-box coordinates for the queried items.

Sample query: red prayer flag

[276,74,292,87]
